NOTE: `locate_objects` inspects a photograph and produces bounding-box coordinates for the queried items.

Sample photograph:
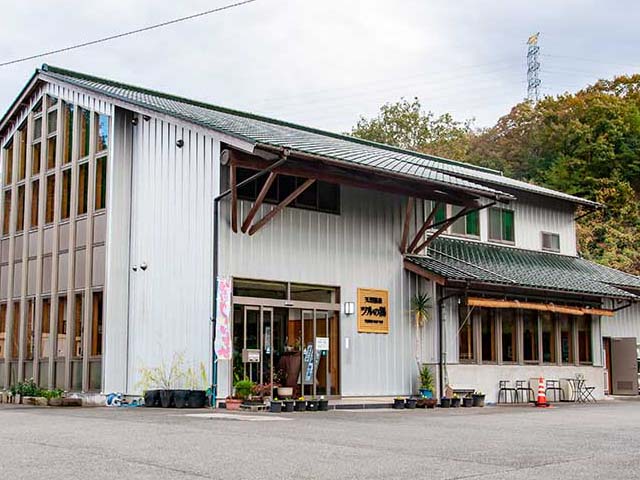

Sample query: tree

[350,97,473,159]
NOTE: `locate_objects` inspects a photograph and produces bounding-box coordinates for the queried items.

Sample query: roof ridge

[41,64,504,176]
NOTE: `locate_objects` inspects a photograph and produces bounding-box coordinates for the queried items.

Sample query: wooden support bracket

[399,197,414,254]
[241,171,277,233]
[407,202,442,254]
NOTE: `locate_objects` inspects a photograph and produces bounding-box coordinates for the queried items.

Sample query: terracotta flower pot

[225,398,242,410]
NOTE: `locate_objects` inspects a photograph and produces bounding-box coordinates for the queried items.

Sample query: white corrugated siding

[602,300,640,342]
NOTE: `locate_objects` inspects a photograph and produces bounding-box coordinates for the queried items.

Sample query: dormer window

[489,207,514,243]
[542,232,560,252]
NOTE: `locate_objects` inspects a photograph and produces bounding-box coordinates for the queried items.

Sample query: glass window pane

[11,301,20,359]
[62,103,74,165]
[33,117,42,142]
[459,306,474,361]
[16,185,25,232]
[233,278,287,299]
[541,312,556,363]
[489,208,501,240]
[502,310,517,362]
[0,304,6,358]
[46,96,58,109]
[3,190,11,235]
[31,142,41,175]
[61,169,71,220]
[523,310,539,362]
[450,205,466,235]
[57,296,67,357]
[4,142,13,184]
[290,283,337,303]
[25,299,35,360]
[481,309,496,362]
[502,209,514,242]
[95,156,107,210]
[96,114,109,152]
[47,137,56,170]
[466,210,480,236]
[41,299,51,359]
[91,292,103,356]
[47,110,57,135]
[434,203,447,224]
[18,127,27,181]
[317,181,339,213]
[560,315,574,364]
[578,316,592,363]
[74,293,83,358]
[294,177,317,208]
[45,174,55,224]
[78,163,89,215]
[30,179,39,228]
[79,108,90,158]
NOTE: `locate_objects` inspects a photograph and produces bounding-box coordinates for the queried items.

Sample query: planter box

[294,400,307,412]
[318,399,329,411]
[472,395,485,407]
[188,390,207,408]
[48,398,63,407]
[440,398,451,408]
[462,397,473,408]
[225,398,242,410]
[306,400,318,411]
[451,397,461,408]
[270,401,282,413]
[144,390,161,408]
[405,398,417,409]
[160,390,175,408]
[173,390,190,409]
[393,398,405,409]
[283,400,295,412]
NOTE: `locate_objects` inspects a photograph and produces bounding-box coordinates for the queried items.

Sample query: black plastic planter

[174,390,190,409]
[270,401,282,413]
[306,400,318,411]
[188,390,207,408]
[472,394,485,407]
[440,398,451,408]
[160,390,174,408]
[144,390,161,407]
[405,398,417,409]
[318,399,329,411]
[462,397,473,407]
[294,400,307,412]
[393,398,405,409]
[451,397,461,408]
[283,400,295,412]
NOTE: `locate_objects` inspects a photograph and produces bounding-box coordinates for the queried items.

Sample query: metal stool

[498,380,518,404]
[545,379,564,402]
[515,380,535,403]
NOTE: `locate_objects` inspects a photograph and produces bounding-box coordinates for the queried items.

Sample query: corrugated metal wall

[602,300,640,342]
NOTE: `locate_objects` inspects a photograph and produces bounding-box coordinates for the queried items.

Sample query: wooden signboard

[357,288,389,334]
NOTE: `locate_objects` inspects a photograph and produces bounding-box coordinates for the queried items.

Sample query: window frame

[449,205,480,238]
[488,207,515,244]
[541,231,560,252]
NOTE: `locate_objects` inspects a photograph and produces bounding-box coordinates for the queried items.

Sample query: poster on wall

[214,276,232,360]
[357,288,389,334]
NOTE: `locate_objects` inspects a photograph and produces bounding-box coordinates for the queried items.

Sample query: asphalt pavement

[1,399,639,479]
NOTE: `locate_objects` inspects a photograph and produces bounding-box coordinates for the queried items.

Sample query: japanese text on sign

[357,288,389,334]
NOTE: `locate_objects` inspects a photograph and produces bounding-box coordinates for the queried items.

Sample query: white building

[0,65,638,403]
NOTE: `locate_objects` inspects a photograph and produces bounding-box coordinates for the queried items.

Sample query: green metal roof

[29,65,597,207]
[406,237,640,300]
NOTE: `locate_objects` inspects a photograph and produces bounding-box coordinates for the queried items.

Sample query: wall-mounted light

[131,117,139,126]
[176,139,184,148]
[344,301,356,316]
[143,115,151,122]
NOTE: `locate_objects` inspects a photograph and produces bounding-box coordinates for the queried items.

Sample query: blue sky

[1,0,639,133]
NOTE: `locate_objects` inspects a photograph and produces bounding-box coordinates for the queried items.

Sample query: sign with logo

[357,288,389,334]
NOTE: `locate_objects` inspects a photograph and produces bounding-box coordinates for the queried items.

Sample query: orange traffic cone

[536,377,548,408]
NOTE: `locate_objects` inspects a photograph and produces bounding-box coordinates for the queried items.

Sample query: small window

[31,142,41,175]
[523,310,539,363]
[57,296,67,357]
[74,293,84,357]
[45,174,55,224]
[16,185,25,232]
[46,96,58,109]
[41,299,51,359]
[4,141,14,185]
[3,190,11,234]
[451,205,480,237]
[79,108,91,159]
[18,126,27,181]
[33,116,43,142]
[78,162,89,215]
[47,110,57,135]
[95,114,109,152]
[434,202,447,225]
[542,232,560,252]
[47,137,57,170]
[91,292,103,356]
[62,103,74,165]
[0,303,6,357]
[489,207,514,243]
[61,169,71,220]
[30,179,39,228]
[95,156,107,210]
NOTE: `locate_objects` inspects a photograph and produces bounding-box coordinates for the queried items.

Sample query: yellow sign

[357,288,389,334]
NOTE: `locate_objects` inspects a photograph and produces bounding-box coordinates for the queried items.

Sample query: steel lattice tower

[527,32,541,102]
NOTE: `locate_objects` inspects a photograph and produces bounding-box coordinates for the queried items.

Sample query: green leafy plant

[411,293,432,327]
[136,353,188,391]
[9,379,64,399]
[419,364,435,393]
[185,362,208,390]
[233,378,255,400]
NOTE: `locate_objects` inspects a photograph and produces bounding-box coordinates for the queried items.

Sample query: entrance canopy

[405,237,640,301]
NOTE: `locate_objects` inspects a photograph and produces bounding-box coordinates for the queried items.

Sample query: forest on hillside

[350,75,640,275]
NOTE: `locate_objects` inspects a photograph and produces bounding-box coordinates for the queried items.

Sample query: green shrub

[233,378,255,400]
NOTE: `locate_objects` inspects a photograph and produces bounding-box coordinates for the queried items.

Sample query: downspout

[210,149,289,407]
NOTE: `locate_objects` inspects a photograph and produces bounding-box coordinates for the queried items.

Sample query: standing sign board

[357,288,389,334]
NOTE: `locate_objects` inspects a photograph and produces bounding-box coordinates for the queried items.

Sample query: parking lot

[1,399,639,479]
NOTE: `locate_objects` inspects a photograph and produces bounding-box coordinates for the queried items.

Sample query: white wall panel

[602,300,640,342]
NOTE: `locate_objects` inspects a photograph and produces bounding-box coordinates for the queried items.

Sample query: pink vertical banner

[214,276,232,360]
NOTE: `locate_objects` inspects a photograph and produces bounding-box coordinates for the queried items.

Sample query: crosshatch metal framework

[0,92,107,392]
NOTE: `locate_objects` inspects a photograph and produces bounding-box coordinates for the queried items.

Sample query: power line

[541,53,640,70]
[0,0,259,68]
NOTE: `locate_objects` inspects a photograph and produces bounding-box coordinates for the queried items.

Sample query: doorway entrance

[231,279,341,398]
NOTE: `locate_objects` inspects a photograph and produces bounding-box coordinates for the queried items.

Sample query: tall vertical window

[17,125,27,181]
[451,205,480,237]
[95,114,109,152]
[489,207,515,243]
[45,174,55,224]
[577,316,592,364]
[62,103,74,165]
[11,301,20,359]
[95,156,107,210]
[25,299,35,360]
[31,142,41,175]
[47,137,56,170]
[91,292,103,356]
[56,296,67,357]
[16,185,25,232]
[459,306,474,362]
[33,116,42,142]
[47,109,57,135]
[30,179,39,228]
[3,190,11,235]
[541,312,556,363]
[559,315,574,364]
[501,310,517,362]
[480,309,497,362]
[523,310,539,363]
[61,169,71,220]
[78,162,89,215]
[4,141,13,184]
[79,108,91,158]
[41,299,51,359]
[0,303,6,357]
[74,293,83,357]
[434,202,447,225]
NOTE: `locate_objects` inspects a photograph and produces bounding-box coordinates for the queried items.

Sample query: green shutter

[502,209,514,242]
[466,210,480,236]
[435,203,447,224]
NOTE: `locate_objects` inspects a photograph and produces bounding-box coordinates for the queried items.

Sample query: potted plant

[405,397,417,409]
[185,362,208,408]
[270,398,282,413]
[136,353,187,408]
[294,397,307,412]
[418,364,435,399]
[306,397,319,411]
[451,394,461,408]
[440,397,451,408]
[393,397,405,409]
[462,394,473,408]
[283,399,295,412]
[318,397,329,411]
[472,391,485,407]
